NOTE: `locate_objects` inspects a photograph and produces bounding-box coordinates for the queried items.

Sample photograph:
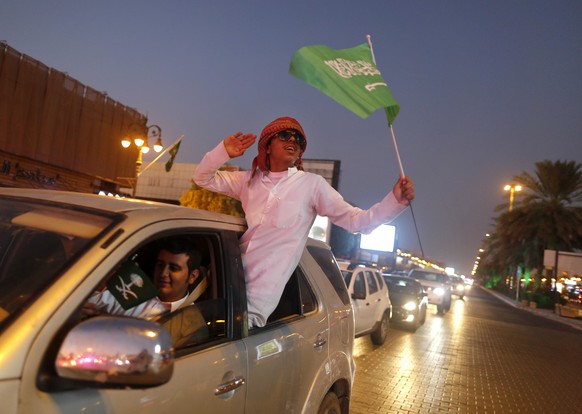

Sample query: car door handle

[214,376,246,396]
[314,333,327,350]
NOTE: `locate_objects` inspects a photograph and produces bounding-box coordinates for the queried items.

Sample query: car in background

[563,284,582,307]
[339,263,391,345]
[383,274,428,332]
[449,275,467,299]
[0,189,354,414]
[408,268,452,314]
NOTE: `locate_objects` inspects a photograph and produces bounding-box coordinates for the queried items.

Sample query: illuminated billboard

[359,224,396,253]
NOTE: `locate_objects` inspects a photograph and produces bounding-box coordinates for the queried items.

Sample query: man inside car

[84,237,205,319]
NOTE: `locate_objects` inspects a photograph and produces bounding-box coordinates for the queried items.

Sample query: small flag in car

[106,261,159,310]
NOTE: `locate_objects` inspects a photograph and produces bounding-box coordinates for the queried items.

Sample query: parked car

[563,284,582,307]
[383,274,428,331]
[0,188,354,414]
[339,263,391,345]
[449,275,467,299]
[408,268,452,314]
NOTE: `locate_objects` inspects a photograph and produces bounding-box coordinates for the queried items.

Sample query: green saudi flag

[165,139,181,172]
[289,43,399,124]
[106,261,159,310]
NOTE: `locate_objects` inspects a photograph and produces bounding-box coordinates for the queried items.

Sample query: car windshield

[385,277,417,295]
[410,270,448,284]
[0,196,119,332]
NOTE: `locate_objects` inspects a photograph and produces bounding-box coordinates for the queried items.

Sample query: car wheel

[318,392,341,414]
[409,315,419,332]
[445,296,452,311]
[420,306,427,325]
[437,304,445,314]
[371,312,389,345]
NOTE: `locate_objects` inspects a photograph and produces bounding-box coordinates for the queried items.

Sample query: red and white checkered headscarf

[251,116,307,177]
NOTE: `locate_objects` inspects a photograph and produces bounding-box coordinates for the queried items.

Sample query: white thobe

[88,290,188,319]
[193,142,407,327]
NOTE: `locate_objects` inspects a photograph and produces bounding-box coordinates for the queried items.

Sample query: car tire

[437,304,445,314]
[445,296,452,311]
[318,392,341,414]
[371,311,389,345]
[420,306,427,325]
[409,316,419,333]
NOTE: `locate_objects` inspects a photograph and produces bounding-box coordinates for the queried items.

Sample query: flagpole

[366,34,425,258]
[366,34,405,179]
[139,135,184,177]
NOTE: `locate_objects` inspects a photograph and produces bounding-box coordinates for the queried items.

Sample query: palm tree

[513,160,582,253]
[482,160,582,296]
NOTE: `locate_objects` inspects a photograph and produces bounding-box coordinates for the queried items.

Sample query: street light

[121,124,163,197]
[503,184,522,212]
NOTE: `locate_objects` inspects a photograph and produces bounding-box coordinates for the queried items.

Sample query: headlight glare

[403,302,416,311]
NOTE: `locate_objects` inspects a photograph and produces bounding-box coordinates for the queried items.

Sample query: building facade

[0,42,147,194]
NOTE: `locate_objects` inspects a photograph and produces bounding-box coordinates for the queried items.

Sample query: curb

[479,285,582,332]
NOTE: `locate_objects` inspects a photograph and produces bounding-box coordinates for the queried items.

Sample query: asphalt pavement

[481,285,582,331]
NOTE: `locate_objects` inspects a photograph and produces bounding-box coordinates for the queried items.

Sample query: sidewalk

[480,286,582,331]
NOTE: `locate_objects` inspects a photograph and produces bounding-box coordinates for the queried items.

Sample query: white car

[408,268,452,314]
[0,188,354,414]
[339,263,391,345]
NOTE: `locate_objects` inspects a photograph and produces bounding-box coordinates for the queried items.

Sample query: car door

[365,270,384,321]
[19,221,249,414]
[351,269,375,334]
[242,262,330,413]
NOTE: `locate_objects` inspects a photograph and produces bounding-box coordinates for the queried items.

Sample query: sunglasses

[274,130,306,148]
[275,129,306,148]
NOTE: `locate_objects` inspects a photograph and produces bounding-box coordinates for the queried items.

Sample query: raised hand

[223,132,257,158]
[393,176,415,205]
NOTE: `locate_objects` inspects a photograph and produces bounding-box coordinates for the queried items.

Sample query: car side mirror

[55,316,174,388]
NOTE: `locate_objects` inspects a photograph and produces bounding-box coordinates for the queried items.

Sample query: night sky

[2,1,581,276]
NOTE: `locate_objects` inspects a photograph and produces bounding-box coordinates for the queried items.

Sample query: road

[350,285,581,413]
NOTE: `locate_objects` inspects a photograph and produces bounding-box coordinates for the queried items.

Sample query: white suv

[0,189,354,414]
[339,263,392,345]
[408,268,452,314]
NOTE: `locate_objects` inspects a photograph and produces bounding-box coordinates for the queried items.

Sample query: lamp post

[503,184,522,212]
[121,124,163,198]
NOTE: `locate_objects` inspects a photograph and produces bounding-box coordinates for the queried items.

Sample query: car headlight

[433,287,445,296]
[456,284,465,291]
[402,301,417,311]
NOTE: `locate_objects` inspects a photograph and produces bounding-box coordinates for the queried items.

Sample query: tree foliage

[479,160,582,284]
[180,182,244,217]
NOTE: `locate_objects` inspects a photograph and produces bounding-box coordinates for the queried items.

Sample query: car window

[410,270,447,283]
[365,271,378,294]
[385,277,416,295]
[82,232,228,352]
[0,197,120,333]
[375,273,384,290]
[353,272,366,296]
[307,244,351,306]
[267,266,317,324]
